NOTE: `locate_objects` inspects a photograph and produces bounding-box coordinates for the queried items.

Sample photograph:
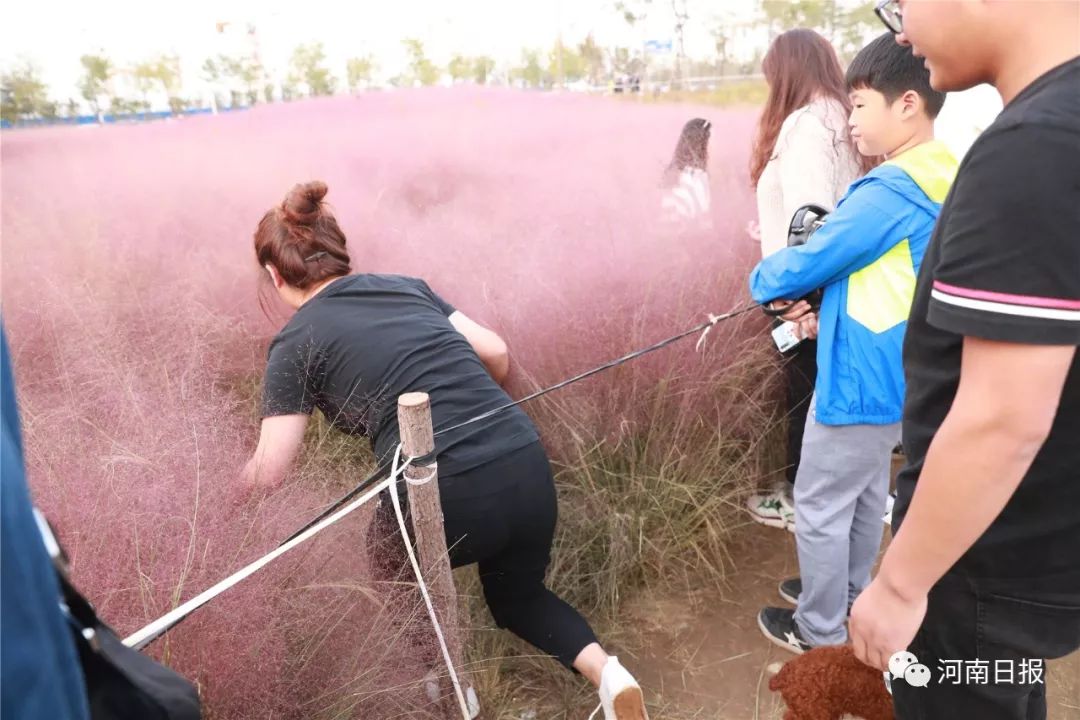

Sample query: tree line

[2,0,878,124]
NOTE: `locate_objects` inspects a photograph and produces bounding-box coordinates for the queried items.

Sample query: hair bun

[282,181,328,225]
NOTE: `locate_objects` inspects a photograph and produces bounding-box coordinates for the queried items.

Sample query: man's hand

[849,576,928,671]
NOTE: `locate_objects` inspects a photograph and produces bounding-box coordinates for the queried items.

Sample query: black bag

[36,510,202,720]
[59,574,202,720]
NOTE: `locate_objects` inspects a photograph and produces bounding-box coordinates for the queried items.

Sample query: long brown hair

[750,29,873,187]
[664,117,711,186]
[254,181,352,315]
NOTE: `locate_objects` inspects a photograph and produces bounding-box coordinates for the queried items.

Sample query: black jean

[369,441,598,669]
[783,338,817,486]
[894,569,1080,719]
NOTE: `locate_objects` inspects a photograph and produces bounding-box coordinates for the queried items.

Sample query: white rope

[694,313,723,352]
[122,472,401,650]
[387,444,471,720]
[404,462,438,486]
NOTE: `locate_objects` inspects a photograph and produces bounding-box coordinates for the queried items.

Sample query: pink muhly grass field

[1,88,767,718]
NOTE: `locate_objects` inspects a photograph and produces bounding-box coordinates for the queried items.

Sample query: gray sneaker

[757,607,812,655]
[779,577,801,605]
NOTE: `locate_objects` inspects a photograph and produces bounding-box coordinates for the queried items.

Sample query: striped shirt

[661,168,711,227]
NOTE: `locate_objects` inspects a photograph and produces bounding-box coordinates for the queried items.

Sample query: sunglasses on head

[875,0,903,34]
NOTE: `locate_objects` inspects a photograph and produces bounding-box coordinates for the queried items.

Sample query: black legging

[784,339,817,486]
[369,441,598,669]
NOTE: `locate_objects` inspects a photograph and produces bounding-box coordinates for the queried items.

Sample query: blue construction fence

[1,105,249,130]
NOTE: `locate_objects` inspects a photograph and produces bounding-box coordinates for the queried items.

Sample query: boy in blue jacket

[751,34,958,653]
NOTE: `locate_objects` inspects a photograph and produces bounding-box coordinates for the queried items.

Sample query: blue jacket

[749,141,958,426]
[1,327,90,720]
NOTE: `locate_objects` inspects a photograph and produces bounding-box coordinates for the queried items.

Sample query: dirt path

[624,525,1080,719]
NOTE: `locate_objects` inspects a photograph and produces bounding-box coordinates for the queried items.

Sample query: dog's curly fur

[768,645,894,720]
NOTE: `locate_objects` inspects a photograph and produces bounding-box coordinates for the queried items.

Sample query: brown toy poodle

[768,644,894,720]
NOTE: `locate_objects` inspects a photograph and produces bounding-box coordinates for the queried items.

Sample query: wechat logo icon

[889,651,932,688]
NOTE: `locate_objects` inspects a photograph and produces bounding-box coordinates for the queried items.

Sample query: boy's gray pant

[793,396,900,646]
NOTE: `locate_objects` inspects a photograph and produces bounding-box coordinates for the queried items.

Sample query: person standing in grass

[240,181,649,720]
[749,34,956,654]
[660,117,712,226]
[850,2,1080,718]
[745,29,871,533]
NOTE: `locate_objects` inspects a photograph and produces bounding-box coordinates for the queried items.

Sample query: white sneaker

[424,670,480,719]
[466,686,480,719]
[883,491,896,524]
[595,657,648,720]
[747,487,796,533]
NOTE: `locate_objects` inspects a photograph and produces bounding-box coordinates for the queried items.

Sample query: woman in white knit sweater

[746,29,873,531]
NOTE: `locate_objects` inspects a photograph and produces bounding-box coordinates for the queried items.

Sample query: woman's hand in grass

[237,414,310,501]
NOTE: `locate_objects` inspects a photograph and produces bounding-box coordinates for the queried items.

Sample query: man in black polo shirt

[849,1,1080,718]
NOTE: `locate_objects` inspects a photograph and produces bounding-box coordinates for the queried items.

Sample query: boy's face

[848,86,918,157]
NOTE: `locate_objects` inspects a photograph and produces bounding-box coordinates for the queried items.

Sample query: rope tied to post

[387,445,472,719]
[404,463,439,486]
[124,301,760,653]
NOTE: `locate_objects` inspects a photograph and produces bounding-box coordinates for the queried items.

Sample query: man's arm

[881,338,1072,593]
[851,338,1074,670]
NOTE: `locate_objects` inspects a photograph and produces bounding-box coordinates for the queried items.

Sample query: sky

[1,0,764,100]
[1,0,1001,149]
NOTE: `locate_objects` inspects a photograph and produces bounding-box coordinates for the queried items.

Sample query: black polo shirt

[893,58,1080,578]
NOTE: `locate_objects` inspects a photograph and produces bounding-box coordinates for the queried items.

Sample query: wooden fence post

[397,392,474,719]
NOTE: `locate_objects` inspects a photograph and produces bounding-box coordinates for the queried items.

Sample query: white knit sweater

[755,98,863,257]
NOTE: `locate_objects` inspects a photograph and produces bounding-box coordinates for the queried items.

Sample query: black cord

[434,302,758,437]
[137,301,761,650]
[278,301,758,547]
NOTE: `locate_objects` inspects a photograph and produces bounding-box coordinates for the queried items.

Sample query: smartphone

[771,321,803,353]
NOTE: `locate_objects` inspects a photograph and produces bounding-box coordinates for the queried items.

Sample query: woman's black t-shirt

[261,274,540,483]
